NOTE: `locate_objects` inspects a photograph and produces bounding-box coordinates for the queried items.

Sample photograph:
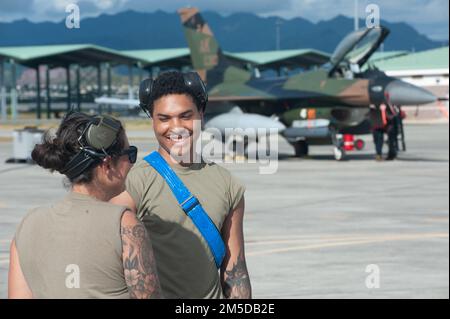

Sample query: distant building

[373,47,449,121]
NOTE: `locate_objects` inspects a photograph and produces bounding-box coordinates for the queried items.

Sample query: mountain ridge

[0,10,445,53]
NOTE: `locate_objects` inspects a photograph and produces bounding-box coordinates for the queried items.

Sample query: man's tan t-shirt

[126,158,245,299]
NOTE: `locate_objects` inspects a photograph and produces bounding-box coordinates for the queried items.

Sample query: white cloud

[262,0,448,39]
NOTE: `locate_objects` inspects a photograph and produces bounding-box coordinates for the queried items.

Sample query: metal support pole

[36,65,41,119]
[107,63,112,114]
[275,19,282,51]
[0,59,6,121]
[97,63,102,96]
[138,67,143,85]
[76,65,81,111]
[151,66,159,79]
[128,64,134,100]
[46,65,51,119]
[11,60,17,120]
[354,0,359,31]
[66,65,71,111]
[97,63,103,114]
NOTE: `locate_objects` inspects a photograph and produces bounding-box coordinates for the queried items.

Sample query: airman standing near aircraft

[385,104,401,161]
[111,71,252,299]
[370,104,387,162]
[370,103,400,161]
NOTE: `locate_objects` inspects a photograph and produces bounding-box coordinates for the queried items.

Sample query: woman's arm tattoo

[222,250,252,299]
[121,222,162,299]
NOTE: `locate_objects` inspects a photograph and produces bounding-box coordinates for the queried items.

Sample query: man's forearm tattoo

[222,251,252,299]
[121,223,162,299]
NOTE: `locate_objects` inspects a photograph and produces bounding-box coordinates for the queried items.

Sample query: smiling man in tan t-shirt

[112,71,251,299]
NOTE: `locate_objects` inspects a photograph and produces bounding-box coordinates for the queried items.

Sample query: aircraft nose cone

[385,80,437,105]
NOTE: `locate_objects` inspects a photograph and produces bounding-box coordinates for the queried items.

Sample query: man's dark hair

[148,71,203,115]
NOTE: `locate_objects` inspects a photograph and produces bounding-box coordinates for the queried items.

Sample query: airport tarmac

[0,123,448,299]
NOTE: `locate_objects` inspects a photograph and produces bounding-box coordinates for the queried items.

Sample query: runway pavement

[0,123,448,298]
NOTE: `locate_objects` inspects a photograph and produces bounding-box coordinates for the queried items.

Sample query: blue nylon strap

[143,151,225,268]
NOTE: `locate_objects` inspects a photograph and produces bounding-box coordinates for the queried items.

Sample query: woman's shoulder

[20,204,54,224]
[14,204,53,244]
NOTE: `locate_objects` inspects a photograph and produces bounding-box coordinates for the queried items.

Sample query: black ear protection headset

[139,71,208,118]
[60,115,123,180]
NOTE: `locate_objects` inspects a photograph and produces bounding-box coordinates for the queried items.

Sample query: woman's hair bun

[31,132,68,173]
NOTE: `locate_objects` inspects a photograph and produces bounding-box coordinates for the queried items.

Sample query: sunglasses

[119,146,138,164]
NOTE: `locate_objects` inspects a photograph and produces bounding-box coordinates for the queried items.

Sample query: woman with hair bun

[8,112,162,299]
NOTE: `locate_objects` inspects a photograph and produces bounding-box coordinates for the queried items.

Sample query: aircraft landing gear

[331,128,346,161]
[293,140,309,158]
[333,146,346,161]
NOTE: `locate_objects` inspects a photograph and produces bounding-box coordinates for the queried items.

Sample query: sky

[0,0,448,40]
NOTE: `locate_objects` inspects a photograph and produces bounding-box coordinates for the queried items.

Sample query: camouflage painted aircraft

[178,7,436,160]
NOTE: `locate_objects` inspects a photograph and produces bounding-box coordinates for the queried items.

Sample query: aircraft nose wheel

[331,130,346,161]
[333,146,346,161]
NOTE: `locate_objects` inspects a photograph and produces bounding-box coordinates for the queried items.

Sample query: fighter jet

[178,7,437,160]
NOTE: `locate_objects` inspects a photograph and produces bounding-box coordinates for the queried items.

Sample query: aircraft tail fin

[178,7,251,87]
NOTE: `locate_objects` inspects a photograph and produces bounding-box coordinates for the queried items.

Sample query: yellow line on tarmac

[247,233,449,257]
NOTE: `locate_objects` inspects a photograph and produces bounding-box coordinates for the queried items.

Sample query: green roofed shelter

[368,51,410,63]
[0,44,146,120]
[225,49,331,71]
[122,48,191,69]
[0,44,144,67]
[372,47,449,72]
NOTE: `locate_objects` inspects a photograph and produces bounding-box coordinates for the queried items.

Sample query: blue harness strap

[143,151,225,268]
